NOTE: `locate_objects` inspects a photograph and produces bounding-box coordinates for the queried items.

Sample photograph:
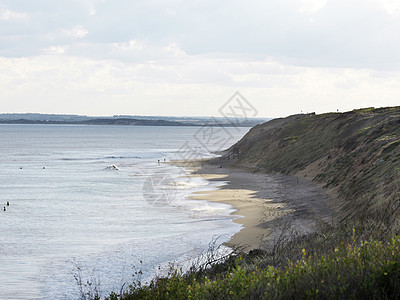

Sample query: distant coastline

[0,118,194,126]
[0,113,270,127]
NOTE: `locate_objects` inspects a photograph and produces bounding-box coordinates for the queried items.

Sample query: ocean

[0,124,250,299]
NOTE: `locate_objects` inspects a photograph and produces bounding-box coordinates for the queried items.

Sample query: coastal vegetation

[102,106,400,299]
[107,228,400,299]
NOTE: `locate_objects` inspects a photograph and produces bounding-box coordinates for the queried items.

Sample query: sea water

[0,124,249,299]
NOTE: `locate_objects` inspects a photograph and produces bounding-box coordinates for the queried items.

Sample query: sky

[0,0,399,118]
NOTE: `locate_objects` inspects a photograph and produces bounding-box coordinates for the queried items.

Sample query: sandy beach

[175,160,337,252]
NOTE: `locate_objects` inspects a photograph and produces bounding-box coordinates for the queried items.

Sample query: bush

[106,230,400,300]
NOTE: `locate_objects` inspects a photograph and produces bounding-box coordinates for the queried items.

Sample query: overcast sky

[0,0,399,117]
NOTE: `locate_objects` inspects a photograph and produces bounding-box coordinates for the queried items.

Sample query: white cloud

[0,8,29,21]
[164,43,186,58]
[380,0,400,14]
[112,40,144,51]
[63,25,89,39]
[298,0,328,13]
[0,52,399,117]
[42,46,66,55]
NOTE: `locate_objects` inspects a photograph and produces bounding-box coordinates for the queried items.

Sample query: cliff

[225,106,400,222]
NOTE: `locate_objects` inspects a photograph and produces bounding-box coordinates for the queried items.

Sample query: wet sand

[175,160,337,252]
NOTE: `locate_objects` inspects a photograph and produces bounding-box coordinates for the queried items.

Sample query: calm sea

[0,124,249,299]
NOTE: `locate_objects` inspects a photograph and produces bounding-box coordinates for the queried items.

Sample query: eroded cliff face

[226,107,400,221]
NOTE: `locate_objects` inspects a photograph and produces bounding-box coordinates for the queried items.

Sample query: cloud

[0,0,399,70]
[0,8,29,21]
[42,46,66,55]
[380,0,400,14]
[63,25,88,39]
[298,0,328,13]
[1,0,400,117]
[1,51,399,117]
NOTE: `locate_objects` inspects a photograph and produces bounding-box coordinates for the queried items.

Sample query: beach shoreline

[173,159,337,252]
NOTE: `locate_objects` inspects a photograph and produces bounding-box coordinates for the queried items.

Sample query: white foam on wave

[131,161,240,234]
[167,178,232,217]
[121,160,240,228]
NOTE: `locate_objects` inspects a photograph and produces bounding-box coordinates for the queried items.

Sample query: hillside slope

[225,107,400,223]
